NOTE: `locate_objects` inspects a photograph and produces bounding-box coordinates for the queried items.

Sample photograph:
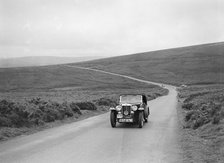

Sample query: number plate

[119,119,133,122]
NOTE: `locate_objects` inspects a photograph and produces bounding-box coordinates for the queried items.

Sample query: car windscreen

[120,95,142,104]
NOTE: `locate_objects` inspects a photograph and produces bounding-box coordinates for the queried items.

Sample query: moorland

[73,42,224,162]
[0,42,223,162]
[0,65,167,140]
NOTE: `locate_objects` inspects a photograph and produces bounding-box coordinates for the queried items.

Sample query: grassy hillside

[71,42,224,162]
[0,62,168,140]
[0,65,166,101]
[1,65,147,92]
[75,42,224,85]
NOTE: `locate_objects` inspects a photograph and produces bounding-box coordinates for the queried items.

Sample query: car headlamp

[116,105,122,111]
[131,105,138,111]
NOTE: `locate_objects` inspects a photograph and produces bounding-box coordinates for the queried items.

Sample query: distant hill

[0,56,102,68]
[74,42,224,85]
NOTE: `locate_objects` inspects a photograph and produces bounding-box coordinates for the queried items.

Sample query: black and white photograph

[0,0,223,162]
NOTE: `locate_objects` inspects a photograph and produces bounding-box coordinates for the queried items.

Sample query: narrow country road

[0,66,182,163]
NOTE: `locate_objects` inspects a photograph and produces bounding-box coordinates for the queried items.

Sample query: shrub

[185,109,209,129]
[212,114,221,124]
[0,100,13,115]
[209,103,221,116]
[185,110,195,121]
[75,102,97,110]
[28,97,43,105]
[70,103,82,115]
[221,108,224,118]
[0,98,88,128]
[183,100,224,129]
[182,103,194,110]
[62,104,74,117]
[193,116,207,129]
[180,86,224,129]
[0,100,30,127]
[0,117,12,127]
[94,98,117,107]
[147,94,157,100]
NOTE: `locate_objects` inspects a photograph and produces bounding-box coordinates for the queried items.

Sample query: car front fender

[138,107,144,111]
[110,107,116,111]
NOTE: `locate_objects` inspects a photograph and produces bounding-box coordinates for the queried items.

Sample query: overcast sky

[0,0,224,58]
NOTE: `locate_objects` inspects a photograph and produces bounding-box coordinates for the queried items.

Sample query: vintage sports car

[110,94,150,128]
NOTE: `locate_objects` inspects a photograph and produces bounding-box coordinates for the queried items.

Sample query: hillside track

[0,65,182,163]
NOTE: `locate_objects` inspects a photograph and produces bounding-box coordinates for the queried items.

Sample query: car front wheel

[145,117,148,123]
[138,111,144,128]
[145,107,149,123]
[110,111,116,128]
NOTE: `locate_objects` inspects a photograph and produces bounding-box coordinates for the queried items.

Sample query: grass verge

[177,84,224,162]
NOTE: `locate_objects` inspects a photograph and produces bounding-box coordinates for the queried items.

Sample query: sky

[0,0,224,58]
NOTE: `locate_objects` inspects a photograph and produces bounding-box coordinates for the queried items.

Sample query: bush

[75,102,97,110]
[183,100,224,129]
[0,100,30,127]
[209,103,221,116]
[193,116,207,129]
[0,117,12,127]
[180,86,224,129]
[70,103,82,115]
[59,102,74,118]
[184,108,211,129]
[0,98,90,128]
[94,98,117,107]
[212,114,221,124]
[182,103,194,110]
[147,94,156,100]
[185,110,195,121]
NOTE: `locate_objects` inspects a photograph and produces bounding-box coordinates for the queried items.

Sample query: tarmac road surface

[0,66,182,163]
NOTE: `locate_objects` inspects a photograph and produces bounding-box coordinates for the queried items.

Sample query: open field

[0,65,167,140]
[75,42,224,85]
[0,64,167,104]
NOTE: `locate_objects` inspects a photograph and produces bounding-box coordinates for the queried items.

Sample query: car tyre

[145,107,150,122]
[145,117,148,123]
[138,111,144,128]
[110,111,116,128]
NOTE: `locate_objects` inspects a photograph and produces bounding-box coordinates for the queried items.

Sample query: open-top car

[110,94,150,128]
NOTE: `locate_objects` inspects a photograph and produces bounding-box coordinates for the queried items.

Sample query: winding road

[0,66,182,163]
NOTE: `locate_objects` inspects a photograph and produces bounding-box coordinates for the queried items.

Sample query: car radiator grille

[122,106,131,116]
